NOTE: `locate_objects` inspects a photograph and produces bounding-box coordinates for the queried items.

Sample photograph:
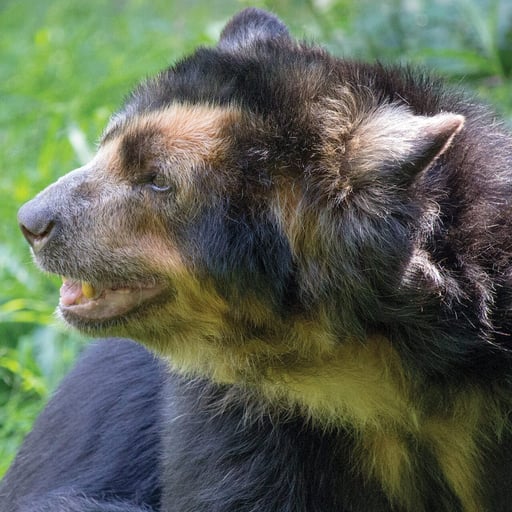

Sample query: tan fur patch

[97,103,241,203]
[126,103,239,165]
[104,103,239,162]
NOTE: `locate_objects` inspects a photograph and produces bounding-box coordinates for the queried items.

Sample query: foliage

[1,0,511,477]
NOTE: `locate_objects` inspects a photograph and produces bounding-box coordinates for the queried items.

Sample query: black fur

[0,339,164,512]
[159,380,464,512]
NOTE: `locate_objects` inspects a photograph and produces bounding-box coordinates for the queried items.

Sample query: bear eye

[149,174,172,193]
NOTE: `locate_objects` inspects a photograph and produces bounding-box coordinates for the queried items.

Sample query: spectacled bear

[4,7,512,512]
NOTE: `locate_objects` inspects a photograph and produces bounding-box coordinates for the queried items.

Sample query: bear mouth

[59,278,167,321]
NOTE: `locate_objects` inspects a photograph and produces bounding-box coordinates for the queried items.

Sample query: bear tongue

[60,280,84,306]
[60,280,101,306]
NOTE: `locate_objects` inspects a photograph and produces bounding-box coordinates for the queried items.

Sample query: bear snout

[18,199,57,253]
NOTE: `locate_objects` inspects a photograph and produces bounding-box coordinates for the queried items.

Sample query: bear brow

[106,104,242,175]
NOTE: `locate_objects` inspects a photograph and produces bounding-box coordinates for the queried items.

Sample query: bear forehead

[114,42,338,127]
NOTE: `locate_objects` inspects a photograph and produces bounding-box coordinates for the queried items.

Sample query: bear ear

[218,8,291,51]
[347,106,465,182]
[395,112,465,175]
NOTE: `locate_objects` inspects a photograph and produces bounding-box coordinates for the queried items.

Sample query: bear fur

[0,340,164,511]
[4,8,512,512]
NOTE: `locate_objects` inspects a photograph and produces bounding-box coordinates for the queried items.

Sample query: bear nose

[18,201,56,252]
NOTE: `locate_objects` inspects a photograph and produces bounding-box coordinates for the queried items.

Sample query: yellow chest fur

[150,280,502,511]
[259,337,500,512]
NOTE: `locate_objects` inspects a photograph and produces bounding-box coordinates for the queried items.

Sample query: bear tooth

[81,281,96,299]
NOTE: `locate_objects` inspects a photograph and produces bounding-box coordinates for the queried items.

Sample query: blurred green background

[1,0,512,476]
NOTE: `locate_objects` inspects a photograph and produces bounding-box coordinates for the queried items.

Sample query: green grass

[1,0,511,477]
